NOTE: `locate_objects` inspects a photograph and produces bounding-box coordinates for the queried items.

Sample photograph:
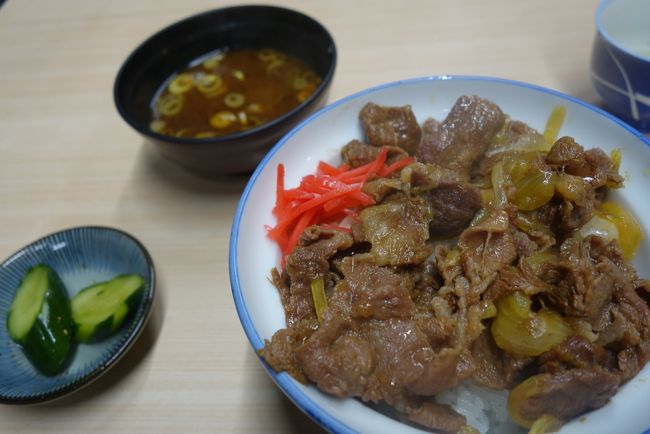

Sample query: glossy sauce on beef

[259,96,649,433]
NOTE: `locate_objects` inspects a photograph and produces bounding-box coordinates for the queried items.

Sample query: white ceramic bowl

[229,76,650,434]
[591,0,650,132]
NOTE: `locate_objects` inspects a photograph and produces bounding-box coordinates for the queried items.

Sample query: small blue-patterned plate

[0,226,155,404]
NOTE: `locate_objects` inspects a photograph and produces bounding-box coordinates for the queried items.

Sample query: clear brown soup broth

[150,48,322,138]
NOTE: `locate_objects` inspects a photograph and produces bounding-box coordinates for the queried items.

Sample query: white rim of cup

[595,0,650,62]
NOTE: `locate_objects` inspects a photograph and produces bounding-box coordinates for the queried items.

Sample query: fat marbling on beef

[260,96,649,433]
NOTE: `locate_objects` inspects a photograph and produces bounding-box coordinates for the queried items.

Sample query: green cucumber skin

[10,266,74,376]
[72,275,145,343]
[77,315,114,343]
[124,284,145,309]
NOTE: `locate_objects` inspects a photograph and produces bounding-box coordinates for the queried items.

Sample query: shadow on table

[134,141,252,195]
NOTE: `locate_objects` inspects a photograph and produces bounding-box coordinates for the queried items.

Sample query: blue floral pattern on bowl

[0,226,155,404]
[591,0,650,132]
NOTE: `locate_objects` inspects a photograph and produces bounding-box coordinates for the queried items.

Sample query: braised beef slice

[260,97,649,433]
[258,320,314,383]
[401,162,465,191]
[547,137,623,189]
[512,229,539,258]
[342,139,380,167]
[499,119,544,145]
[404,401,466,433]
[512,209,557,251]
[416,316,456,351]
[517,369,619,423]
[364,320,468,398]
[484,263,550,302]
[546,136,583,164]
[545,137,623,236]
[420,117,440,153]
[289,253,475,432]
[470,330,532,389]
[538,335,612,374]
[296,312,363,397]
[337,257,415,320]
[282,227,354,326]
[359,103,422,153]
[341,139,408,168]
[361,177,404,203]
[557,191,597,235]
[297,315,466,407]
[416,95,505,180]
[426,181,482,237]
[539,237,612,320]
[538,236,650,382]
[458,209,517,284]
[359,193,432,266]
[396,162,481,237]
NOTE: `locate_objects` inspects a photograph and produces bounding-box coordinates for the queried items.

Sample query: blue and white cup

[591,0,650,132]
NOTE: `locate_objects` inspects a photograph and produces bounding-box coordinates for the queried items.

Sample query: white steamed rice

[437,382,526,434]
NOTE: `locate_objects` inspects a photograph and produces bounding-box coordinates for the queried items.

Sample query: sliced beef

[458,209,517,284]
[289,252,469,408]
[538,235,650,383]
[361,177,404,202]
[543,260,614,323]
[556,190,597,235]
[341,139,407,168]
[337,257,415,320]
[546,136,583,165]
[260,98,649,433]
[400,162,464,192]
[512,210,557,251]
[281,227,354,325]
[359,193,432,266]
[296,315,467,407]
[538,335,612,373]
[514,369,619,423]
[359,103,422,153]
[543,137,623,237]
[484,262,550,302]
[292,276,380,399]
[258,319,314,383]
[470,330,532,389]
[416,95,506,180]
[296,312,362,397]
[512,229,539,258]
[341,139,380,167]
[541,237,644,332]
[420,117,440,154]
[363,320,467,398]
[417,316,456,351]
[404,401,466,433]
[398,162,482,237]
[584,148,621,187]
[426,181,482,237]
[592,252,650,379]
[547,137,623,189]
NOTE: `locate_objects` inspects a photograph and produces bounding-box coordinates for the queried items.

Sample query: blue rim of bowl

[596,0,650,62]
[0,225,156,405]
[229,75,650,433]
[113,5,337,146]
